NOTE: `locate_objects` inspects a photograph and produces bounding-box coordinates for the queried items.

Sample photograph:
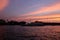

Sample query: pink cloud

[0,0,9,11]
[22,2,60,16]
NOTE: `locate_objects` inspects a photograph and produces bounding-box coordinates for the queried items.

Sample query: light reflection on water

[0,25,60,40]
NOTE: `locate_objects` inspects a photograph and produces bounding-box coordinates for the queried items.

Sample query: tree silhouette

[34,21,43,23]
[18,21,26,26]
[7,20,18,25]
[0,19,6,25]
[0,19,59,26]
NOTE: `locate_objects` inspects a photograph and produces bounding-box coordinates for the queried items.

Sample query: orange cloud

[0,0,9,11]
[16,13,60,22]
[30,14,60,22]
[23,2,60,16]
[11,13,60,22]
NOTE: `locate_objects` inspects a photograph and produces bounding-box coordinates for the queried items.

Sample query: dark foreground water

[0,25,60,40]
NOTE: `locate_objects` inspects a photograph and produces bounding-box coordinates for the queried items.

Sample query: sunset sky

[0,0,60,22]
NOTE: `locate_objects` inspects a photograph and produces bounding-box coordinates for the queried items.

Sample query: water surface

[0,25,60,40]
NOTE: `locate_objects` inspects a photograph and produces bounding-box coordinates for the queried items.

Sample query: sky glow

[0,0,60,22]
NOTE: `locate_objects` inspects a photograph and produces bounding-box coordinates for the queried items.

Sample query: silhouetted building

[26,21,44,26]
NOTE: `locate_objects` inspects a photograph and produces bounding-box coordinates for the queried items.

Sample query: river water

[0,25,60,40]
